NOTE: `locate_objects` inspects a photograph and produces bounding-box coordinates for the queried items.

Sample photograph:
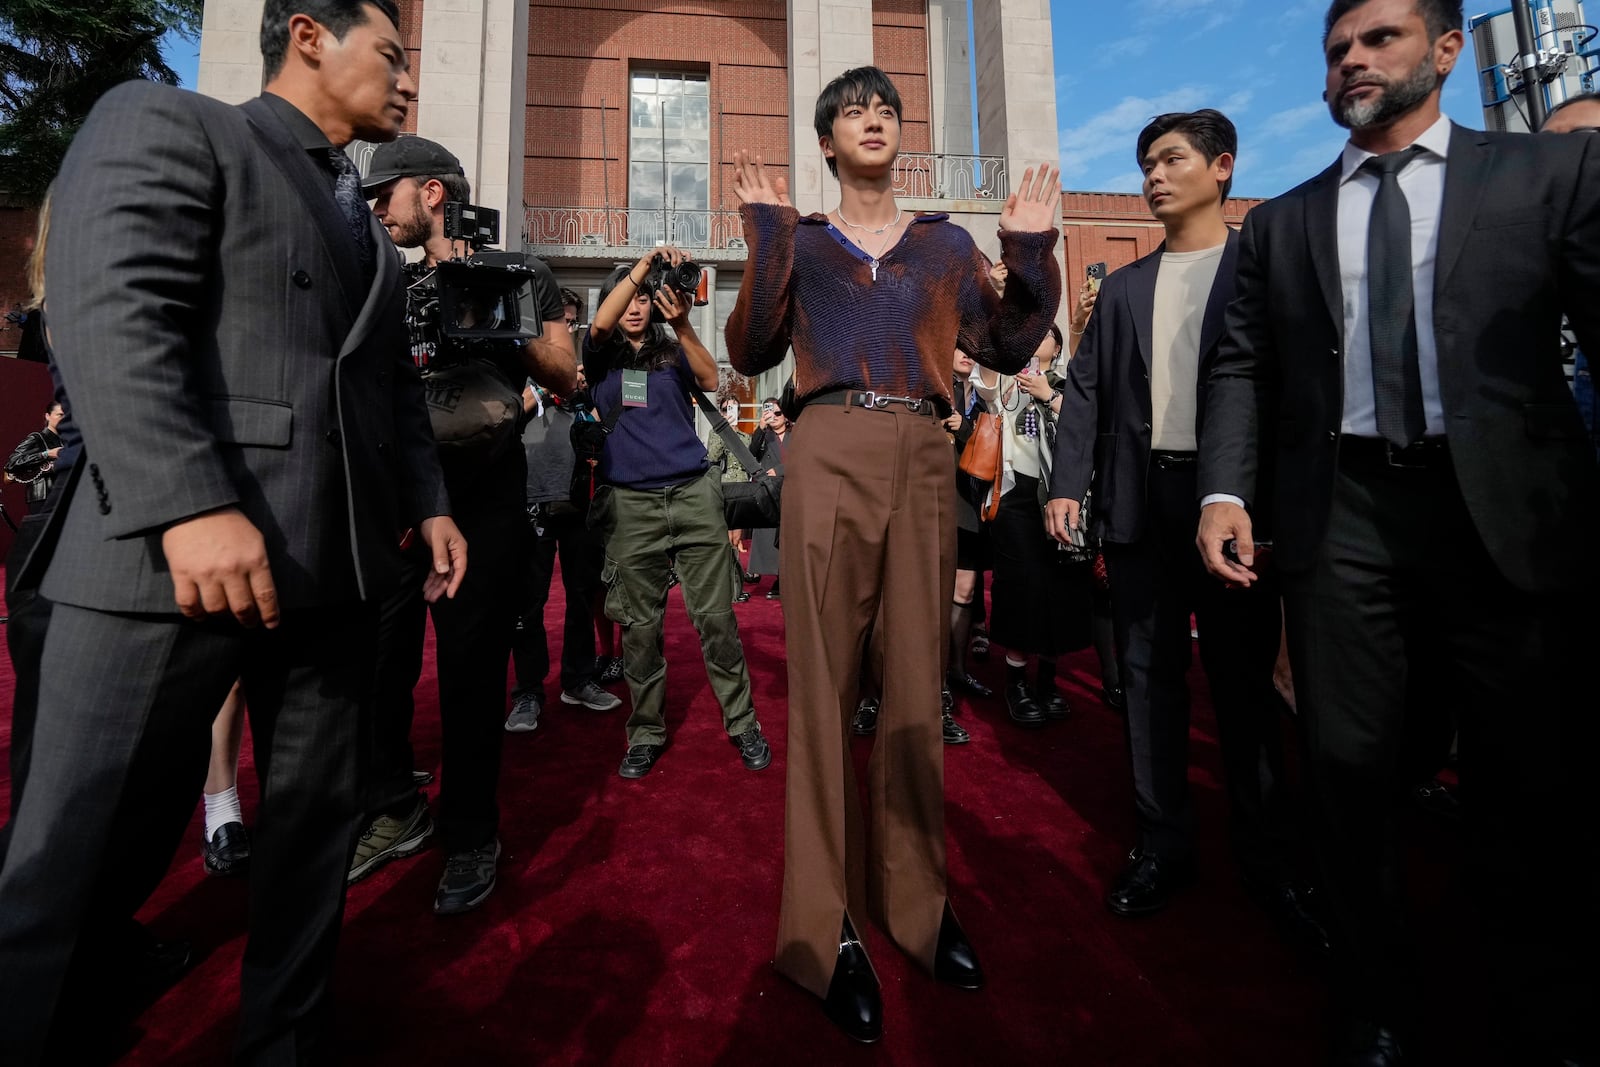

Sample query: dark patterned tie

[326,147,376,278]
[1363,145,1427,448]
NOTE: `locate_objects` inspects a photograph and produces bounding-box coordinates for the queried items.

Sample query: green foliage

[0,0,202,201]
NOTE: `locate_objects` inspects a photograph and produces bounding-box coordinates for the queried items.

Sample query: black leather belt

[804,388,946,419]
[1340,435,1450,469]
[1151,450,1198,469]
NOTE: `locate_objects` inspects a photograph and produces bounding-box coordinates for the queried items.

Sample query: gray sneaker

[434,838,501,916]
[561,681,622,712]
[504,691,543,732]
[348,794,432,884]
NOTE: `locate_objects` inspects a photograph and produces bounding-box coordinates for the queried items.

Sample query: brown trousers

[775,403,956,998]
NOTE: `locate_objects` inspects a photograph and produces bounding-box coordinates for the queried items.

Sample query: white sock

[203,785,242,842]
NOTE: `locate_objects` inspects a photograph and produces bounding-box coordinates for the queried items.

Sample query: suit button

[1329,348,1338,357]
[1327,430,1337,441]
[325,429,342,447]
[1143,422,1152,432]
[293,270,312,289]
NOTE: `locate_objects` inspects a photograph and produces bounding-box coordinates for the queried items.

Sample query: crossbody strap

[687,385,764,473]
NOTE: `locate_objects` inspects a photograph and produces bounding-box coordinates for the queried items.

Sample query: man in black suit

[1197,0,1600,1061]
[0,2,467,1062]
[1045,112,1319,948]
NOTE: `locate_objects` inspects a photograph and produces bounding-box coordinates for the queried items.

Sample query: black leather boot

[932,902,985,989]
[822,916,882,1043]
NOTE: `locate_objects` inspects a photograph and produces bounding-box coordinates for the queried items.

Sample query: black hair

[261,0,401,78]
[560,287,586,319]
[1047,324,1064,352]
[1136,109,1238,202]
[595,265,677,372]
[813,66,903,178]
[1543,91,1600,128]
[1323,0,1463,45]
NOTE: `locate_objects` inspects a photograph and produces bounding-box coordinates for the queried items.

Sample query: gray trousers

[590,468,757,747]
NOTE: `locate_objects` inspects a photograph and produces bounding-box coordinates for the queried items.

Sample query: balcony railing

[890,152,1008,201]
[523,206,748,252]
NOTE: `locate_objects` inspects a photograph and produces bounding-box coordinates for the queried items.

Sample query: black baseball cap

[361,136,465,194]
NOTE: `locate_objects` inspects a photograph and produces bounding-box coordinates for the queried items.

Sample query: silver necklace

[835,207,903,281]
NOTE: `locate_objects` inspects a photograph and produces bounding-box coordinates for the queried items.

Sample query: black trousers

[510,502,601,696]
[369,504,521,852]
[1101,457,1294,883]
[1282,449,1597,1054]
[2,512,52,832]
[0,601,377,1066]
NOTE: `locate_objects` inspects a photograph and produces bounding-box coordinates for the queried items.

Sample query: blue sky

[160,0,1490,201]
[1050,0,1486,198]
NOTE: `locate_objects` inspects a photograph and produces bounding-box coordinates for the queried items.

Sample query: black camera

[637,253,703,323]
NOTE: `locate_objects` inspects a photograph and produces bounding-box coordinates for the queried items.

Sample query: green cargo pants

[590,468,758,747]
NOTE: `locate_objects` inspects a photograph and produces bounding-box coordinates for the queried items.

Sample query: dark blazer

[1052,230,1240,543]
[29,82,448,613]
[1198,123,1600,592]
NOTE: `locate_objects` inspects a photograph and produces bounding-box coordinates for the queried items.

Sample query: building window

[629,70,710,246]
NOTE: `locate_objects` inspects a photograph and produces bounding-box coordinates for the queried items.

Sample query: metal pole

[1512,0,1549,129]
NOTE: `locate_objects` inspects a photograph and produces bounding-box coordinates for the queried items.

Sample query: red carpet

[0,569,1490,1065]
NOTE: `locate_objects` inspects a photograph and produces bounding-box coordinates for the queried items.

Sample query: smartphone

[1025,356,1041,375]
[1223,538,1275,569]
[1086,262,1107,294]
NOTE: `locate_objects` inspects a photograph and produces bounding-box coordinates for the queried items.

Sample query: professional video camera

[637,251,706,324]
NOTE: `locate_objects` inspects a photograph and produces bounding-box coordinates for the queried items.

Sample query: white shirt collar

[1338,112,1453,184]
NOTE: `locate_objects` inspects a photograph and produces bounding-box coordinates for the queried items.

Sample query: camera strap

[687,386,764,474]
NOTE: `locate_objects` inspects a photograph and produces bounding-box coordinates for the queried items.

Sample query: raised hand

[999,163,1062,233]
[654,285,691,329]
[732,150,791,208]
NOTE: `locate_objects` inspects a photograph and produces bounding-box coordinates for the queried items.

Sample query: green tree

[0,0,201,202]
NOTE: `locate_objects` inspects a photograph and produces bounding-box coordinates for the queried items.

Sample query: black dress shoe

[618,743,665,779]
[1035,684,1070,720]
[733,591,751,604]
[823,917,882,1044]
[202,821,251,877]
[1252,878,1332,958]
[852,697,880,735]
[1005,679,1046,728]
[742,570,760,584]
[947,672,993,698]
[1101,685,1127,712]
[1332,1019,1411,1066]
[941,710,971,745]
[1105,848,1195,917]
[766,580,781,600]
[932,903,984,989]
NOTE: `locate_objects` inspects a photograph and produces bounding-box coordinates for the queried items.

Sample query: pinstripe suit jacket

[30,81,448,613]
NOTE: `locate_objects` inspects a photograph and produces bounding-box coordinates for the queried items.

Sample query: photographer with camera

[585,246,769,781]
[353,136,575,915]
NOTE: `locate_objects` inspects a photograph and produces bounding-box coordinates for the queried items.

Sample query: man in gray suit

[0,1,466,1062]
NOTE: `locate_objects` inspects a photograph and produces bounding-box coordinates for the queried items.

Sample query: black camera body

[637,253,703,324]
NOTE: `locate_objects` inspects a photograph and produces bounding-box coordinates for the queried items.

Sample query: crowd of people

[0,0,1597,1064]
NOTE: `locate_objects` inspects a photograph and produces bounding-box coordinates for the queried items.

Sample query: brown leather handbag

[958,412,1004,520]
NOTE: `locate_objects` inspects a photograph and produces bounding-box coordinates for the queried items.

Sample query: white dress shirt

[1336,112,1451,437]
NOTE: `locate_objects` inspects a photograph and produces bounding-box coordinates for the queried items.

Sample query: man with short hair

[1046,111,1322,949]
[352,135,575,913]
[1197,0,1600,1061]
[0,2,466,1061]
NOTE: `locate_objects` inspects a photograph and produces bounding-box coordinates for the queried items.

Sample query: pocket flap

[209,396,294,448]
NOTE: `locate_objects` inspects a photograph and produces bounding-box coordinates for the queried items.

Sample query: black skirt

[988,473,1093,656]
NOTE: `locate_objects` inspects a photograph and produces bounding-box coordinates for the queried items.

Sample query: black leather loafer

[1105,847,1195,917]
[932,903,984,989]
[1005,680,1046,728]
[202,821,251,878]
[823,917,882,1044]
[947,672,993,698]
[941,710,971,745]
[1035,685,1070,720]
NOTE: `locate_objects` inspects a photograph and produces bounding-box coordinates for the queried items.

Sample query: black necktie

[325,147,376,278]
[1363,145,1427,448]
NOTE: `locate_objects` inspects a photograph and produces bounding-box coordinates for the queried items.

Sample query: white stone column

[197,0,264,104]
[787,0,875,216]
[417,0,528,248]
[927,0,974,156]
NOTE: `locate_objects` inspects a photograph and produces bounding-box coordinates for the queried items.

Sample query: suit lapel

[239,98,364,320]
[1128,247,1160,374]
[1197,228,1240,362]
[339,215,401,360]
[1434,124,1493,300]
[1303,159,1344,333]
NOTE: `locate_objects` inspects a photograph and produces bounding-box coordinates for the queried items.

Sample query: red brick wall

[399,0,424,134]
[524,0,789,214]
[1059,190,1263,319]
[873,0,931,154]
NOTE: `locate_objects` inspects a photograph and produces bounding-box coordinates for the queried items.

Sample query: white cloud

[1258,101,1326,139]
[1058,85,1218,178]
